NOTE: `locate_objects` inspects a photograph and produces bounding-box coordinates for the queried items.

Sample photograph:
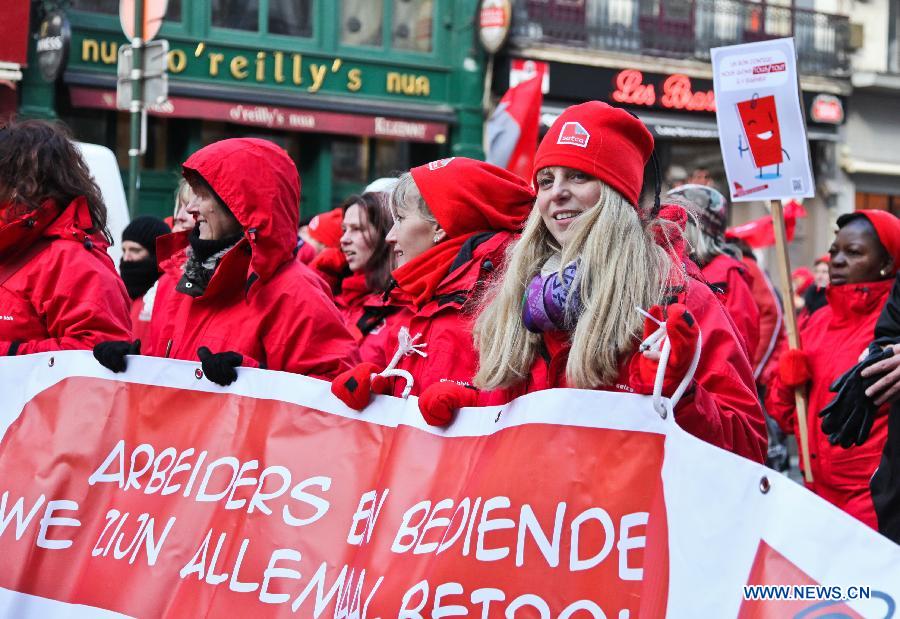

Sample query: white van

[75,142,130,266]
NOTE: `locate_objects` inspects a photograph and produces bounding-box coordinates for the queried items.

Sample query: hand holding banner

[1,353,899,617]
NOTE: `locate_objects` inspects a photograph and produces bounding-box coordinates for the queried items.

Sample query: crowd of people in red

[4,106,900,543]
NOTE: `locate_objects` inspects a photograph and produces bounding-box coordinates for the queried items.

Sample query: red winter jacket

[142,237,184,358]
[335,273,412,367]
[386,232,513,397]
[486,273,767,463]
[740,256,783,378]
[766,280,892,528]
[150,139,359,378]
[701,254,760,361]
[0,197,132,354]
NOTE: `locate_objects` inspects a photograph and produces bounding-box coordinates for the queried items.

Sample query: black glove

[197,346,243,386]
[819,346,894,448]
[93,340,141,373]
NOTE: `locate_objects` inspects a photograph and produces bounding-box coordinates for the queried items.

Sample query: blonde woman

[143,179,195,356]
[330,158,534,415]
[468,102,765,462]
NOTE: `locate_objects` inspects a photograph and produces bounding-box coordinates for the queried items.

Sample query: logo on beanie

[427,157,456,171]
[557,122,590,148]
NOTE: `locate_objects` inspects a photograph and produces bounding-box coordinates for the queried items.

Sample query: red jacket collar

[826,279,894,323]
[337,272,371,308]
[0,197,108,259]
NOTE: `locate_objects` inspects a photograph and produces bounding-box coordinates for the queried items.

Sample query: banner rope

[377,327,428,399]
[636,307,703,419]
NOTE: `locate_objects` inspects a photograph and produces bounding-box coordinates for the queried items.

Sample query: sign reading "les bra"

[612,69,717,113]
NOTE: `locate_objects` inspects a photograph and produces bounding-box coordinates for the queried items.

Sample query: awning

[69,86,450,144]
[541,105,841,142]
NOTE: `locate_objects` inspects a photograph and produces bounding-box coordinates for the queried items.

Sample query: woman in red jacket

[767,210,900,528]
[668,184,760,359]
[331,157,535,407]
[95,137,359,383]
[471,102,765,462]
[0,119,132,355]
[314,192,410,366]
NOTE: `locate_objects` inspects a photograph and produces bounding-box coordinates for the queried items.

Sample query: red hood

[182,138,300,282]
[0,196,110,260]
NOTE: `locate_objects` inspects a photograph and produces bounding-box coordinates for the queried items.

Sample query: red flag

[485,72,543,181]
[727,200,807,248]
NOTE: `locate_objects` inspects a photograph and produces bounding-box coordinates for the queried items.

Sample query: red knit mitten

[418,382,479,427]
[332,363,384,410]
[634,303,699,396]
[312,247,348,274]
[778,348,811,388]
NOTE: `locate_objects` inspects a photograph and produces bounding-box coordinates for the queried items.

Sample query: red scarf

[392,233,473,308]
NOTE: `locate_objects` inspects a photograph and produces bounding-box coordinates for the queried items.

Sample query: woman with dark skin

[767,211,900,528]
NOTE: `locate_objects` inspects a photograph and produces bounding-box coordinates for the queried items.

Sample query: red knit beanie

[409,157,535,239]
[837,210,900,273]
[307,207,344,248]
[532,101,654,207]
[792,267,814,296]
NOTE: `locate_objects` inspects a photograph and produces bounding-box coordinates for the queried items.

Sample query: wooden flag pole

[769,199,814,483]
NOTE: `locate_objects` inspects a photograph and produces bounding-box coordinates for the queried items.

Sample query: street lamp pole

[127,0,145,218]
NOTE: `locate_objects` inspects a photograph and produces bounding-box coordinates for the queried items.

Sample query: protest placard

[711,38,815,203]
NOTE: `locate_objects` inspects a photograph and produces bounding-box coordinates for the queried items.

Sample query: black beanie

[122,216,171,256]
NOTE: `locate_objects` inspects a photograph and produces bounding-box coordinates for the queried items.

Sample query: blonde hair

[474,185,674,389]
[174,177,192,217]
[389,172,437,225]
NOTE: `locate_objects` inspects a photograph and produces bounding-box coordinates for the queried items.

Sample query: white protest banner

[711,38,815,202]
[0,351,898,618]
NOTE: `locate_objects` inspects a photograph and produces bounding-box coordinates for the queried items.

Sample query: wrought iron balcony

[511,0,851,77]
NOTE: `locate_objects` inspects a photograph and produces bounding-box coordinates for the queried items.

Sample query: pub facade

[19,0,485,218]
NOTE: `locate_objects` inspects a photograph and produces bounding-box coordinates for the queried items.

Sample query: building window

[167,0,182,22]
[341,0,384,47]
[211,0,259,31]
[70,0,118,13]
[269,0,313,37]
[332,137,367,185]
[856,192,900,215]
[393,0,434,52]
[72,0,182,22]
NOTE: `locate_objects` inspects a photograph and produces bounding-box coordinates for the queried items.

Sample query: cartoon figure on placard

[736,93,791,179]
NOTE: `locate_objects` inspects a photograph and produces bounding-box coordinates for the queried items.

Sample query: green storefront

[20,0,486,219]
